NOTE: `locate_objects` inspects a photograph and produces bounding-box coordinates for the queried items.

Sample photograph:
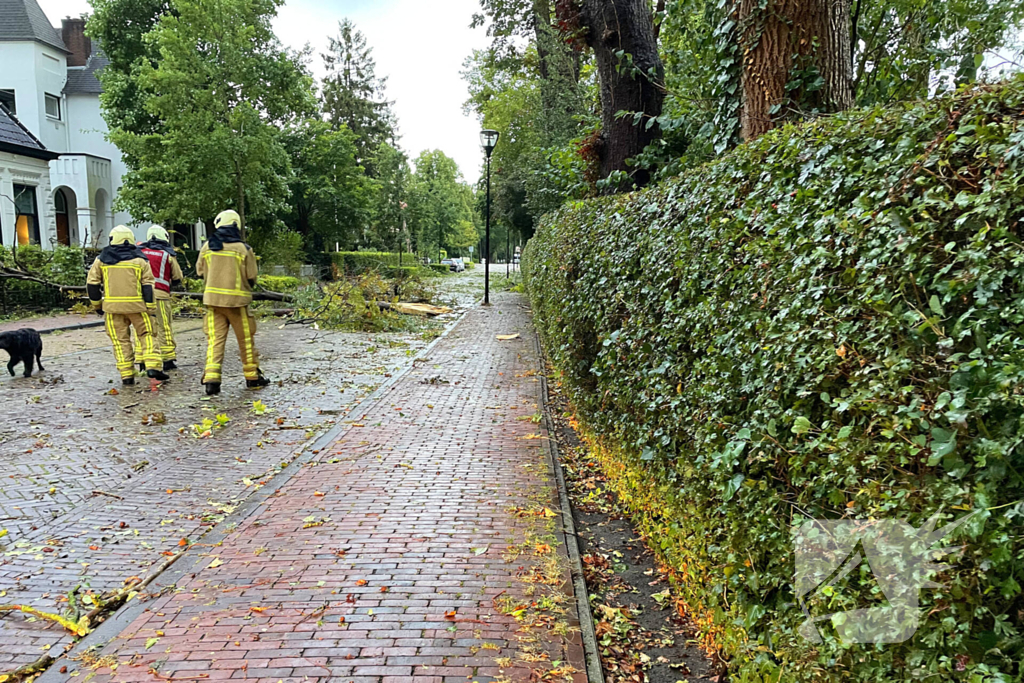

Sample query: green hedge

[384,266,421,280]
[428,263,450,274]
[524,78,1024,682]
[330,251,411,276]
[256,275,302,292]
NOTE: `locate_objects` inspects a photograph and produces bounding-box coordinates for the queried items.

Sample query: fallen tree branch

[376,302,453,317]
[0,605,88,636]
[83,550,186,626]
[0,655,55,683]
[0,269,293,302]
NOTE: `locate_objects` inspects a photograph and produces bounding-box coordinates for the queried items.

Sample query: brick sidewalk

[0,312,100,335]
[55,293,587,683]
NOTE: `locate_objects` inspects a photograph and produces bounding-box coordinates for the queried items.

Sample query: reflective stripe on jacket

[86,257,155,314]
[196,241,258,308]
[141,247,184,300]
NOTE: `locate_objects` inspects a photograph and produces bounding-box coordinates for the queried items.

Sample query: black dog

[0,329,44,378]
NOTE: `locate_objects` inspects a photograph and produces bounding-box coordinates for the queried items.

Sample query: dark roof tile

[0,0,67,52]
[65,49,108,95]
[0,102,58,159]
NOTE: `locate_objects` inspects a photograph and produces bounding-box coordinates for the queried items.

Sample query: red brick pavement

[55,293,586,683]
[0,321,427,668]
[0,312,101,335]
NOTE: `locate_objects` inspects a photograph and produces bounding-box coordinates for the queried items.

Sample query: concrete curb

[36,303,477,682]
[531,323,606,683]
[38,321,106,335]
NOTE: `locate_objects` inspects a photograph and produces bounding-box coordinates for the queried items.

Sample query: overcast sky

[37,0,491,182]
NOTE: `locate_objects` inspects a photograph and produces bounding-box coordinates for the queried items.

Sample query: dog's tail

[36,348,44,371]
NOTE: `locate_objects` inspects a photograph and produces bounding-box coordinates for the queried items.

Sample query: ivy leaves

[525,79,1024,681]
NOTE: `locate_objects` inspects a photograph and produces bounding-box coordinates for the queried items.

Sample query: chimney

[62,17,91,67]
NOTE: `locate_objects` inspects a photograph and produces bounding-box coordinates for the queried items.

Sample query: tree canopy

[102,0,314,234]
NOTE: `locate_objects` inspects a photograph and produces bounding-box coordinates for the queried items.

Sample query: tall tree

[321,20,397,173]
[557,0,666,188]
[736,0,853,140]
[366,143,412,252]
[109,0,314,232]
[89,0,174,214]
[407,151,477,260]
[282,119,373,252]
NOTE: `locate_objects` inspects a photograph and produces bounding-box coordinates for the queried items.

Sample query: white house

[0,101,59,246]
[0,0,204,249]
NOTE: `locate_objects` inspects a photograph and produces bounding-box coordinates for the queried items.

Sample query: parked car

[441,258,455,271]
[451,258,466,272]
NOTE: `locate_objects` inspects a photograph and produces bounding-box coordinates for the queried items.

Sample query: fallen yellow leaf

[496,334,520,341]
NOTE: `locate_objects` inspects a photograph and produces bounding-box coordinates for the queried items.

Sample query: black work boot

[163,360,178,371]
[147,369,170,382]
[122,376,136,386]
[205,382,221,396]
[246,371,271,389]
[138,363,146,372]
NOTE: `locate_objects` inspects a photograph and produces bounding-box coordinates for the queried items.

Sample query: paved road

[0,272,484,670]
[39,292,587,683]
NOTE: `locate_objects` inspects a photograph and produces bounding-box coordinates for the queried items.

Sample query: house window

[45,93,61,120]
[0,89,14,114]
[14,185,41,246]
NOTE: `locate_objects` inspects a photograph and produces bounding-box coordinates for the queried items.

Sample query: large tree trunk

[738,0,853,141]
[578,0,665,189]
[533,0,553,82]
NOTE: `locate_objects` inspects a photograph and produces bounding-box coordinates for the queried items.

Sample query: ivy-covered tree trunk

[738,0,853,141]
[577,0,665,189]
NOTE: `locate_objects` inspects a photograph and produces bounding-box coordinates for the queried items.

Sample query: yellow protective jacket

[87,256,156,314]
[196,241,258,308]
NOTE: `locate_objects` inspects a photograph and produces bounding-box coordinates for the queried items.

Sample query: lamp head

[480,129,500,157]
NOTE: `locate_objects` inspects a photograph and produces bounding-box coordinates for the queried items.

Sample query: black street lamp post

[480,129,499,306]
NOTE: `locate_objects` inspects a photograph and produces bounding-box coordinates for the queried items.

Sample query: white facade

[66,92,131,231]
[0,3,209,250]
[0,41,67,152]
[0,149,55,248]
[0,38,120,248]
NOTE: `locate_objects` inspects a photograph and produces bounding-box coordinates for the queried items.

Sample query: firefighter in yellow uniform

[197,210,271,395]
[87,226,169,385]
[140,225,185,371]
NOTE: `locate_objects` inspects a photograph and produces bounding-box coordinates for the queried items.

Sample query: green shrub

[383,266,422,280]
[330,251,406,276]
[428,263,450,275]
[256,275,302,293]
[524,78,1024,682]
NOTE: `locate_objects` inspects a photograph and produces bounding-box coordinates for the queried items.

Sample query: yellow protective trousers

[105,312,161,379]
[202,306,260,384]
[152,299,177,361]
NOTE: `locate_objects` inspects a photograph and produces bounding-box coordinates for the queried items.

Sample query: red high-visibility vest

[141,247,173,294]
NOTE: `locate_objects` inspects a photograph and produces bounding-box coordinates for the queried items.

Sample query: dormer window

[45,93,61,120]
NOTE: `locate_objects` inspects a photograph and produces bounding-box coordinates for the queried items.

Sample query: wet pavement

[49,290,586,683]
[0,272,486,670]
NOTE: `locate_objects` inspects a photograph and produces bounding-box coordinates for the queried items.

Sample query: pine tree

[321,20,397,174]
